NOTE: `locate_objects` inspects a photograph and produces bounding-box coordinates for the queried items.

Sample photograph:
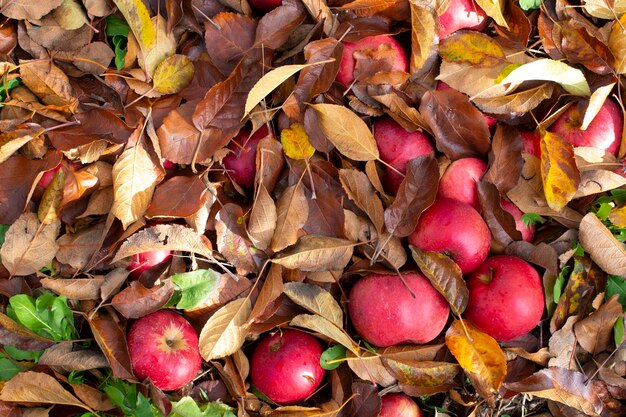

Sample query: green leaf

[521,212,545,228]
[170,396,236,417]
[596,203,612,221]
[7,294,76,342]
[519,0,541,10]
[105,14,129,37]
[320,344,346,370]
[606,275,626,308]
[554,266,570,304]
[171,269,219,310]
[0,78,20,104]
[614,316,624,346]
[0,353,24,380]
[4,345,41,361]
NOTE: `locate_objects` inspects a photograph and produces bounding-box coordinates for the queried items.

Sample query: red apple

[464,255,544,341]
[250,329,325,404]
[127,249,172,279]
[223,125,270,188]
[249,0,281,12]
[549,99,623,155]
[500,199,535,242]
[409,197,491,274]
[439,0,488,39]
[519,131,541,158]
[128,310,202,391]
[37,161,81,189]
[336,35,408,87]
[380,393,422,417]
[349,273,449,347]
[437,158,487,210]
[162,159,176,170]
[373,117,435,194]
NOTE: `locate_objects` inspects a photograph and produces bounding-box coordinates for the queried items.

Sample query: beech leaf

[198,298,251,361]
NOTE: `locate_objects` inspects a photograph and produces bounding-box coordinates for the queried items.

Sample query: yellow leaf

[198,298,251,361]
[438,31,505,67]
[498,59,591,96]
[152,54,195,95]
[409,0,439,75]
[445,320,507,405]
[540,130,581,212]
[280,123,315,160]
[609,14,626,74]
[474,0,509,30]
[112,0,155,49]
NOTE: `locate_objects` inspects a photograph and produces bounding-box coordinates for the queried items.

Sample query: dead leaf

[540,130,581,212]
[579,212,626,276]
[409,0,439,75]
[111,280,175,319]
[248,183,278,251]
[0,372,91,411]
[274,235,354,272]
[609,15,626,74]
[291,313,359,354]
[55,222,107,270]
[87,307,135,380]
[271,184,309,252]
[40,277,104,301]
[283,282,343,327]
[0,313,54,351]
[0,0,63,20]
[383,359,461,396]
[574,295,623,355]
[152,54,194,95]
[39,342,108,371]
[198,297,251,361]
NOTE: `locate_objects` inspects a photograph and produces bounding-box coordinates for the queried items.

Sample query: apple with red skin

[373,117,435,193]
[349,273,449,347]
[128,310,202,391]
[337,35,408,87]
[549,99,623,155]
[439,0,488,39]
[519,131,541,158]
[248,0,281,12]
[37,161,81,188]
[223,125,270,188]
[127,249,172,279]
[162,159,176,170]
[437,158,487,210]
[251,329,325,404]
[464,255,544,341]
[501,199,535,242]
[380,393,422,417]
[409,197,491,274]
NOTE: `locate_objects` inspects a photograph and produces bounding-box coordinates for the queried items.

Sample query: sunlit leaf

[498,59,591,96]
[540,130,581,212]
[281,123,316,160]
[438,31,505,66]
[152,54,195,95]
[283,282,343,327]
[198,298,251,361]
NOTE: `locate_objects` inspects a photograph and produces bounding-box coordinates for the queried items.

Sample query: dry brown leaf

[0,0,63,20]
[290,313,360,354]
[248,183,277,251]
[347,350,396,387]
[40,277,104,301]
[609,15,626,74]
[574,295,623,355]
[198,297,251,361]
[273,235,354,272]
[19,60,77,111]
[579,212,626,275]
[574,170,626,199]
[248,263,283,324]
[409,0,439,75]
[339,168,385,234]
[271,184,309,252]
[39,342,109,371]
[55,222,107,270]
[283,282,343,328]
[0,312,54,352]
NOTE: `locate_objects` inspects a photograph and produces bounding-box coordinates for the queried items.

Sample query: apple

[336,35,408,87]
[37,161,81,189]
[250,329,325,404]
[349,273,449,347]
[464,255,544,341]
[439,0,488,39]
[500,199,535,242]
[162,159,176,170]
[380,393,422,417]
[373,117,435,194]
[249,0,281,13]
[519,131,541,158]
[409,197,491,274]
[128,310,202,391]
[549,99,623,155]
[127,249,172,279]
[223,125,270,188]
[437,157,487,210]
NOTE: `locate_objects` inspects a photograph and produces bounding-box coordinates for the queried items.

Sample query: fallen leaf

[579,213,626,276]
[291,313,359,354]
[39,342,108,371]
[248,183,277,251]
[87,308,135,380]
[609,15,626,74]
[540,130,581,212]
[280,123,316,160]
[409,0,439,75]
[475,0,508,30]
[339,168,385,234]
[274,235,355,272]
[111,280,175,319]
[575,295,623,355]
[271,184,309,252]
[283,282,343,328]
[40,277,104,301]
[0,0,63,20]
[0,313,54,351]
[198,297,251,361]
[383,359,461,396]
[152,54,195,95]
[438,31,506,66]
[498,58,591,96]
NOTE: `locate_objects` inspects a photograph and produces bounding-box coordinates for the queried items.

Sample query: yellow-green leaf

[498,59,591,96]
[540,130,581,212]
[438,31,505,67]
[280,123,315,160]
[152,54,195,95]
[445,320,507,406]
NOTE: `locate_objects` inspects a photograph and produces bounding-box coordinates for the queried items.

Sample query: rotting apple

[373,117,435,194]
[500,199,535,242]
[439,0,488,39]
[248,0,282,13]
[128,310,202,391]
[380,393,422,417]
[464,255,544,341]
[223,125,270,188]
[250,329,325,404]
[549,99,623,155]
[437,157,487,210]
[349,273,449,347]
[336,34,408,87]
[408,197,491,274]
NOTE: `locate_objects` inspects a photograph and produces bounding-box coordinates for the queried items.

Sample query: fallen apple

[128,310,202,391]
[439,0,488,39]
[464,255,544,341]
[519,130,541,158]
[380,393,422,417]
[437,157,487,210]
[500,199,535,242]
[409,197,491,274]
[250,329,325,404]
[127,249,172,279]
[349,273,449,347]
[223,125,270,188]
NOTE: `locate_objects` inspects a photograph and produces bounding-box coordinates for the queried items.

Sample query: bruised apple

[223,125,270,187]
[337,35,408,87]
[349,273,449,347]
[128,310,202,391]
[380,393,422,417]
[464,255,544,341]
[439,0,488,39]
[437,158,487,210]
[251,329,325,404]
[373,117,435,194]
[409,197,491,274]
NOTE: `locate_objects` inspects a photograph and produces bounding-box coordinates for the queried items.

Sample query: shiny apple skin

[223,125,269,188]
[464,255,545,341]
[437,158,487,210]
[439,0,488,39]
[500,200,535,242]
[408,197,491,274]
[349,273,449,347]
[550,99,623,155]
[127,250,172,279]
[128,310,202,391]
[519,131,541,158]
[380,393,423,417]
[250,329,325,404]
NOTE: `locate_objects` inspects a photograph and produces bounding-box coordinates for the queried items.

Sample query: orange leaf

[540,129,581,212]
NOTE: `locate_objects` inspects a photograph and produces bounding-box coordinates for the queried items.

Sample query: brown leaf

[409,0,439,75]
[341,0,410,20]
[540,130,581,212]
[483,124,524,194]
[419,89,491,159]
[283,282,343,327]
[445,319,507,406]
[574,170,626,199]
[579,212,626,276]
[248,183,277,251]
[0,371,90,411]
[39,342,109,371]
[609,15,626,74]
[254,0,306,50]
[100,269,131,302]
[146,175,208,219]
[0,312,54,351]
[1,213,60,276]
[291,313,360,354]
[410,246,468,315]
[477,181,522,246]
[349,382,380,417]
[40,277,104,301]
[347,350,396,387]
[19,60,77,111]
[383,359,461,396]
[255,135,285,192]
[111,280,175,319]
[473,83,555,115]
[575,295,623,355]
[152,54,195,95]
[274,235,354,272]
[271,184,309,252]
[215,206,258,274]
[384,155,439,237]
[0,123,44,164]
[56,222,107,270]
[157,101,201,165]
[198,297,251,361]
[438,31,507,67]
[505,368,609,417]
[203,12,257,75]
[339,168,385,234]
[248,263,283,324]
[0,0,63,20]
[548,316,578,369]
[87,307,135,380]
[559,20,615,75]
